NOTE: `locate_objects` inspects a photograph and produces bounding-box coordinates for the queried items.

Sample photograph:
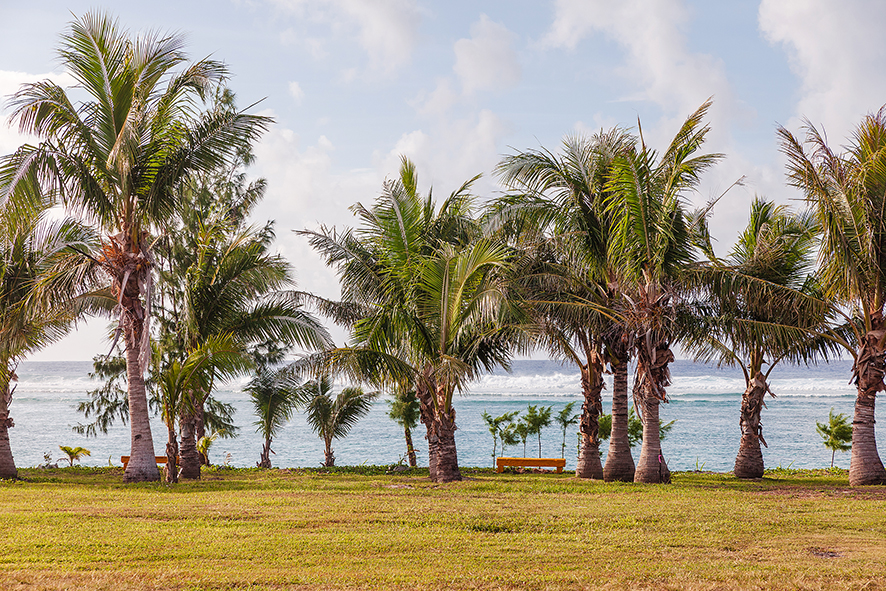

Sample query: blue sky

[3,0,885,360]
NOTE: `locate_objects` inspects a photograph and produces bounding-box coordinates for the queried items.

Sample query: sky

[2,0,885,361]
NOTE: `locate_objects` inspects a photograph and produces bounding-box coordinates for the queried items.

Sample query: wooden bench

[121,456,172,469]
[496,457,566,473]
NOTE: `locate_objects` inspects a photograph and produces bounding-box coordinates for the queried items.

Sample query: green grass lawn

[1,466,884,590]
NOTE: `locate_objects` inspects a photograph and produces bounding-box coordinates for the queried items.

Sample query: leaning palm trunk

[403,425,417,467]
[849,332,886,485]
[165,425,179,484]
[576,355,605,479]
[733,371,771,479]
[604,356,635,482]
[178,414,201,479]
[0,376,16,479]
[633,343,673,484]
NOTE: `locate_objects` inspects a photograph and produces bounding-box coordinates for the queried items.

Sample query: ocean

[8,359,885,473]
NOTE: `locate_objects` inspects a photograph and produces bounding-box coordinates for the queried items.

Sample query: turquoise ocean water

[8,359,885,472]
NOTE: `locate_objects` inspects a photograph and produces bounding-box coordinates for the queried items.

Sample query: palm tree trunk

[123,313,159,483]
[433,406,461,482]
[0,376,17,479]
[178,414,201,479]
[849,334,886,486]
[195,408,209,466]
[258,436,272,468]
[324,437,335,467]
[416,376,440,479]
[634,394,671,483]
[733,371,770,479]
[633,343,673,484]
[165,425,179,484]
[577,360,604,479]
[404,425,417,467]
[604,357,634,482]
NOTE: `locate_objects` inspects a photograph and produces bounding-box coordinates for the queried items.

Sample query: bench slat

[496,457,566,473]
[120,456,173,469]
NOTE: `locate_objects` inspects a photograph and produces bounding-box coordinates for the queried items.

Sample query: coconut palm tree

[689,198,835,478]
[170,216,329,478]
[493,130,635,481]
[606,99,722,484]
[816,409,853,468]
[0,11,270,482]
[157,333,249,482]
[0,205,97,479]
[58,446,91,467]
[388,386,421,467]
[555,402,579,459]
[301,157,518,482]
[301,376,375,467]
[481,410,519,465]
[246,363,301,469]
[778,109,886,486]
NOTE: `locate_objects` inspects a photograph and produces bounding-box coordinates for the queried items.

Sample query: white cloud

[339,0,420,74]
[410,78,458,117]
[759,0,886,138]
[542,0,734,125]
[287,81,305,103]
[541,0,759,251]
[453,15,521,95]
[268,0,420,76]
[377,109,507,199]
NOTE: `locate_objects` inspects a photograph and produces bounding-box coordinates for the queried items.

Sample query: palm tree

[523,404,553,457]
[301,158,518,482]
[481,410,519,465]
[689,198,834,478]
[246,364,301,469]
[493,130,635,481]
[555,402,579,459]
[302,376,375,467]
[606,99,722,484]
[0,205,97,479]
[58,446,91,467]
[778,109,886,486]
[816,409,853,468]
[388,386,421,467]
[0,11,270,482]
[157,334,249,482]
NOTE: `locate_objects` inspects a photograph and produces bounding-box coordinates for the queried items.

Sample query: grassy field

[1,466,885,590]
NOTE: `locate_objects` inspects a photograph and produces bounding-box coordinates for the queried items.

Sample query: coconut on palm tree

[1,11,270,482]
[778,109,886,486]
[301,376,375,467]
[492,130,634,481]
[606,99,722,484]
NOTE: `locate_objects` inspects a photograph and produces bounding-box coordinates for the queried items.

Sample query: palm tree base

[0,418,16,479]
[576,437,603,479]
[733,435,764,479]
[849,394,886,486]
[430,424,461,483]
